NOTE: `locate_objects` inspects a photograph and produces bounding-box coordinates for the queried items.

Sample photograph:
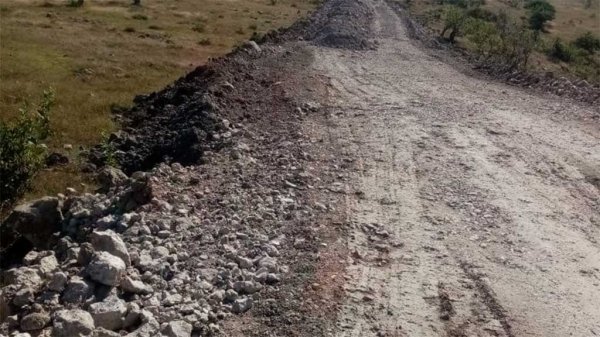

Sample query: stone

[231,297,253,314]
[3,197,62,248]
[150,246,169,259]
[3,267,43,290]
[161,320,192,337]
[13,287,35,308]
[46,152,69,167]
[122,303,141,329]
[232,280,262,294]
[62,277,94,304]
[223,289,238,303]
[124,310,159,337]
[246,40,262,53]
[88,295,127,331]
[53,309,95,337]
[93,328,121,337]
[23,251,40,265]
[90,230,131,266]
[236,256,253,269]
[37,254,59,276]
[97,167,127,192]
[21,312,51,331]
[87,252,126,286]
[120,276,153,294]
[162,293,183,307]
[48,272,68,292]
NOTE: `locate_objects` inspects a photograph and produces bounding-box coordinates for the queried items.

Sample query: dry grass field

[0,0,316,199]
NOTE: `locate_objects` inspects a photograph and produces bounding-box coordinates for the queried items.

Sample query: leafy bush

[464,18,502,57]
[574,32,600,53]
[548,38,576,62]
[463,15,535,69]
[441,6,467,42]
[0,90,55,206]
[524,0,555,31]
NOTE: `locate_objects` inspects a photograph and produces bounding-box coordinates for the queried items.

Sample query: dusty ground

[307,0,600,336]
[2,0,599,335]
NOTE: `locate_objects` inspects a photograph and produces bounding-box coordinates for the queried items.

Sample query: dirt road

[308,0,600,336]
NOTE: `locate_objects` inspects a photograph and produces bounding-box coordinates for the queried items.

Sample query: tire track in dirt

[307,0,600,336]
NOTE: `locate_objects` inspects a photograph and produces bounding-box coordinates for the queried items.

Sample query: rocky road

[1,0,599,336]
[311,0,600,336]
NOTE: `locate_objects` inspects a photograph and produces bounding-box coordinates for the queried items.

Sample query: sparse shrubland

[0,90,54,209]
[406,0,600,80]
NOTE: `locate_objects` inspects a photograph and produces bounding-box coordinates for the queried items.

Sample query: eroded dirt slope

[310,0,600,336]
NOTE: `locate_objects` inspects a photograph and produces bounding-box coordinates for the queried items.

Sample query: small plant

[100,131,118,168]
[269,0,277,5]
[192,23,206,33]
[124,26,136,33]
[548,38,576,62]
[67,0,84,7]
[235,28,244,35]
[132,14,148,20]
[248,23,258,31]
[440,6,467,42]
[198,38,211,46]
[0,89,55,206]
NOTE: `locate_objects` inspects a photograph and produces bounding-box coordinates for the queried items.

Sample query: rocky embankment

[0,1,345,333]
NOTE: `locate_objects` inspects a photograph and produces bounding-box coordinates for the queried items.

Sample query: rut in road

[308,0,600,336]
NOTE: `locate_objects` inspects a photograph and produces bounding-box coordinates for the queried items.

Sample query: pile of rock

[1,146,307,337]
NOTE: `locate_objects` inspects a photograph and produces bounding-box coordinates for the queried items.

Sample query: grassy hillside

[406,0,600,82]
[0,0,316,200]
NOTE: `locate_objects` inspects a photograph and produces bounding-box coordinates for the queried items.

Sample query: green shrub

[464,14,535,69]
[198,38,211,45]
[440,6,467,42]
[132,14,148,20]
[574,32,600,53]
[67,0,84,7]
[0,90,55,206]
[548,38,576,62]
[464,18,502,58]
[99,131,118,168]
[524,0,555,31]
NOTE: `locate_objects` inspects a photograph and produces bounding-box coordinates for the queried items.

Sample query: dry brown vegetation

[0,0,316,200]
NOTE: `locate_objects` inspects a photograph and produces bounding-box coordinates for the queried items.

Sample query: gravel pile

[1,137,326,336]
[302,0,375,50]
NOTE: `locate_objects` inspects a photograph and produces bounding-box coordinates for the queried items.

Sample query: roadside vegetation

[405,0,600,82]
[0,0,317,204]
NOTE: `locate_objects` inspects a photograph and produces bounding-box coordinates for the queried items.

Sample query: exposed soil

[307,0,600,336]
[2,0,599,336]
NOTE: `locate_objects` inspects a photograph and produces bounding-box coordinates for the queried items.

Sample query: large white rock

[120,276,153,294]
[88,295,127,331]
[161,320,192,337]
[90,230,131,266]
[53,309,95,337]
[86,252,126,286]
